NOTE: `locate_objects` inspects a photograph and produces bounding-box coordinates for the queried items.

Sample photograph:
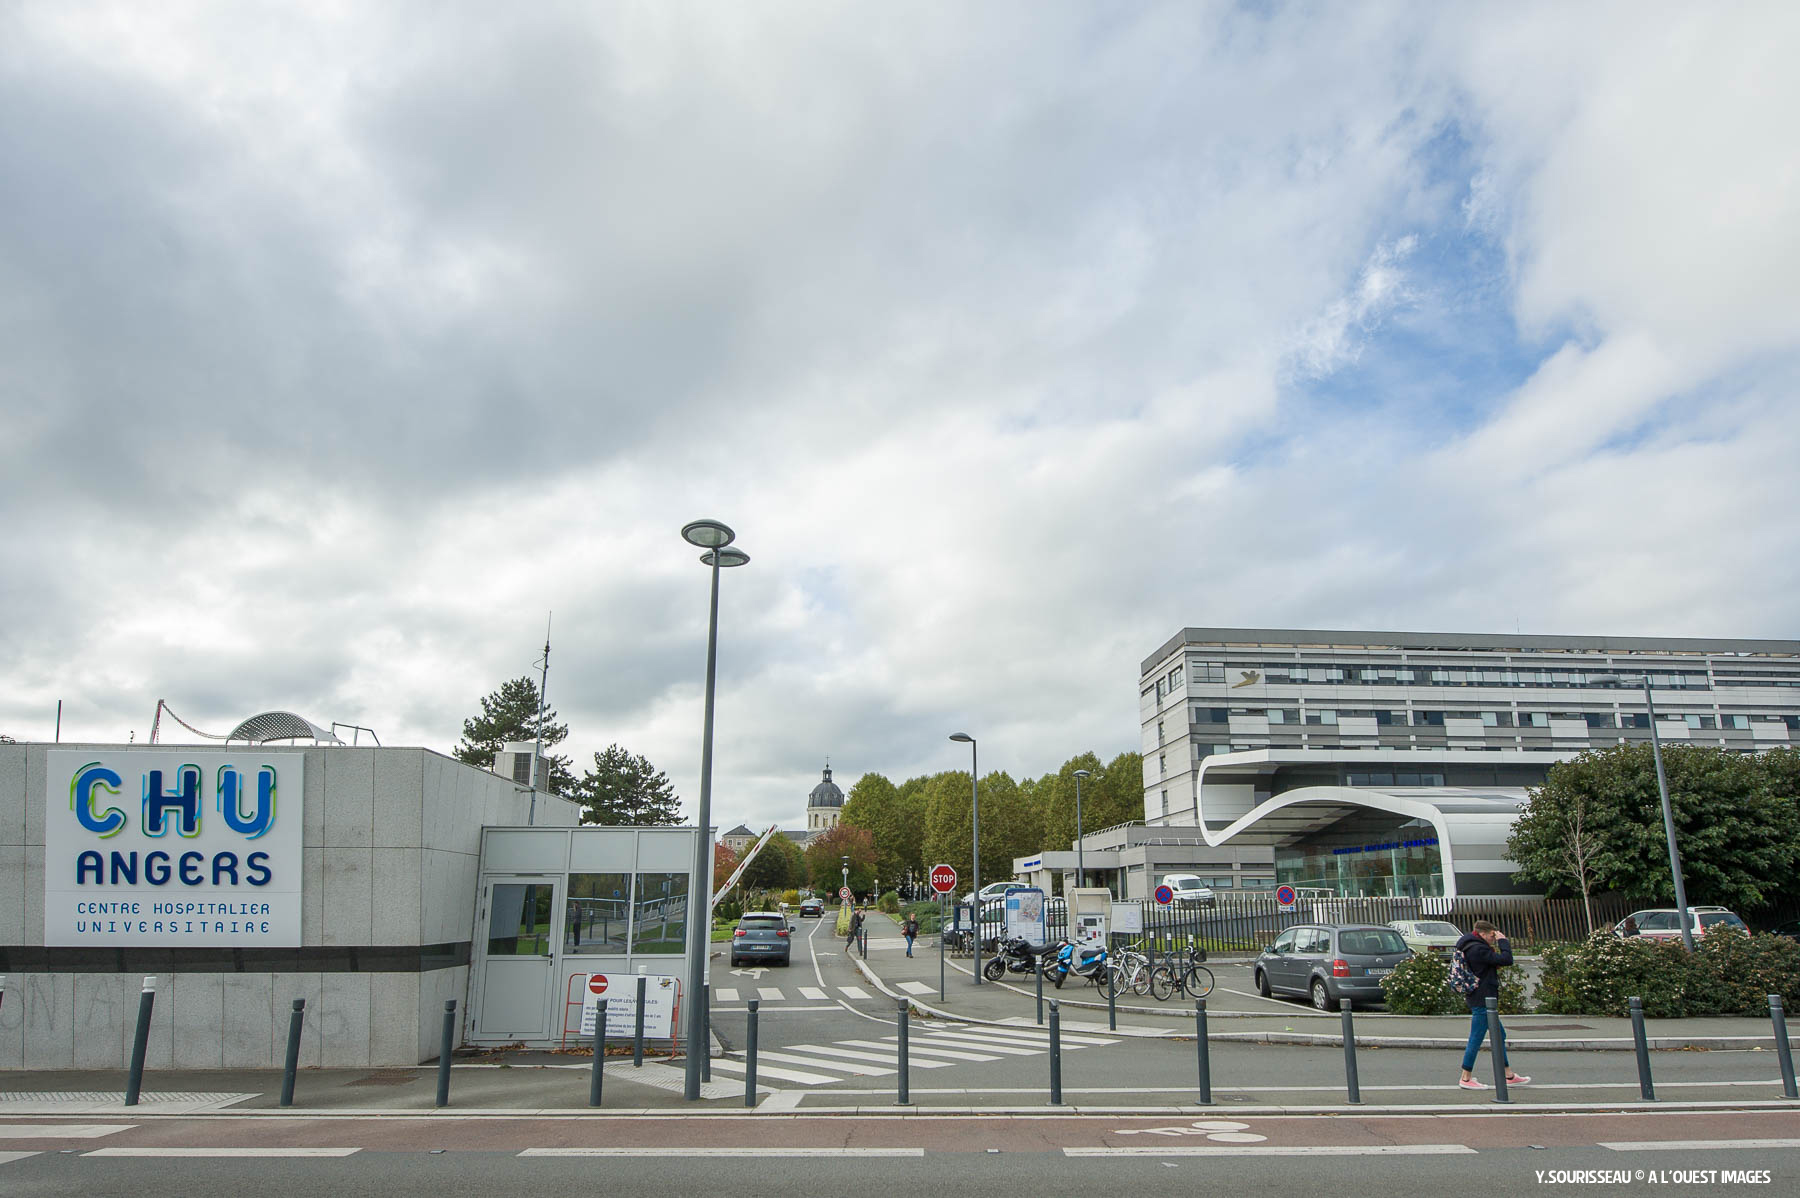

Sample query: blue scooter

[1046,939,1109,989]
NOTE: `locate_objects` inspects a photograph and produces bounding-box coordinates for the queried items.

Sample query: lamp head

[699,547,750,568]
[1073,769,1091,779]
[681,519,736,549]
[949,732,974,744]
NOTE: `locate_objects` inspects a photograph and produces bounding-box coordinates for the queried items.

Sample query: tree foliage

[574,744,683,826]
[1038,751,1143,851]
[713,842,739,891]
[804,823,879,895]
[453,676,576,793]
[1507,743,1800,909]
[742,833,805,892]
[920,769,1042,890]
[841,771,927,886]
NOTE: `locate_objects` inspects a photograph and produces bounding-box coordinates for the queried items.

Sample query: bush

[902,900,943,934]
[781,889,802,908]
[1379,951,1530,1015]
[877,890,901,914]
[1698,926,1800,1013]
[714,896,743,922]
[1534,927,1800,1017]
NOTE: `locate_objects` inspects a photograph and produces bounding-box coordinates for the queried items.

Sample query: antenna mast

[529,612,552,825]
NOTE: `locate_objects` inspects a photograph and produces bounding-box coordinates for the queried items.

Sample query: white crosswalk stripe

[755,1049,895,1076]
[897,981,935,995]
[865,1040,999,1063]
[710,1058,842,1086]
[757,987,784,1001]
[0,1153,40,1167]
[786,1043,954,1069]
[799,986,828,1000]
[720,1019,1121,1087]
[838,985,871,999]
[914,1033,1042,1056]
[717,988,740,1002]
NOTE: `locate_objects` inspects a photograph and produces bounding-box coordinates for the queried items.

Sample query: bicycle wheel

[1148,964,1176,1002]
[1182,965,1215,999]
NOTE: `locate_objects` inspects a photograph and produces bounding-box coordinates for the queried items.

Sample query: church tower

[807,764,844,832]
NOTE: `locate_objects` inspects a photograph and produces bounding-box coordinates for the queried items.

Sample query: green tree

[1037,752,1107,851]
[453,676,576,793]
[574,744,683,826]
[841,772,927,888]
[805,823,878,895]
[921,769,1040,890]
[1508,743,1800,909]
[742,833,805,892]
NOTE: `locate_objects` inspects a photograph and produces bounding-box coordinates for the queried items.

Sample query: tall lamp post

[841,856,849,902]
[1073,769,1091,890]
[949,732,981,985]
[1614,674,1695,951]
[679,518,750,1100]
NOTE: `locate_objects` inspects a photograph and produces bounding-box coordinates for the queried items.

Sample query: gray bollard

[701,983,711,1083]
[1048,999,1064,1106]
[279,999,305,1107]
[589,998,608,1107]
[633,976,647,1067]
[1035,953,1045,1025]
[0,974,8,1023]
[896,999,911,1106]
[1772,995,1799,1100]
[435,1000,456,1108]
[1629,996,1656,1101]
[124,976,158,1107]
[1196,998,1212,1105]
[1107,960,1117,1031]
[1339,998,1360,1104]
[1487,996,1510,1104]
[744,999,760,1107]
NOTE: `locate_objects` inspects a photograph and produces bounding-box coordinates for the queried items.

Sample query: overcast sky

[4,2,1797,834]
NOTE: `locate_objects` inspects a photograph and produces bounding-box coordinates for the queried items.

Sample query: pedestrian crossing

[715,984,878,1003]
[709,1021,1120,1087]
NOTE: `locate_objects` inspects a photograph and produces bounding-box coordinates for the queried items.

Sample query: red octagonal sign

[929,864,958,894]
[587,974,609,996]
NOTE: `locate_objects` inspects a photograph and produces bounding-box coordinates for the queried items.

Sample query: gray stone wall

[0,743,580,1069]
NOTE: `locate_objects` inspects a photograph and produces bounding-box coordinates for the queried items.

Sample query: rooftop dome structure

[808,765,844,808]
[225,711,343,744]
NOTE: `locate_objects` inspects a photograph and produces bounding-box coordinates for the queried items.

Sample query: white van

[1159,874,1216,907]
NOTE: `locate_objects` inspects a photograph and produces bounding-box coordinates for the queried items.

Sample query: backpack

[1448,947,1482,996]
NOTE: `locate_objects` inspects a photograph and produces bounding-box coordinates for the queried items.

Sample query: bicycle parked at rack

[1148,946,1214,1000]
[1105,940,1156,997]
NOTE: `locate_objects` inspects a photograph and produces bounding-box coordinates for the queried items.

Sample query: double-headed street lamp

[1612,674,1695,951]
[949,732,981,985]
[1073,768,1091,889]
[679,518,749,1101]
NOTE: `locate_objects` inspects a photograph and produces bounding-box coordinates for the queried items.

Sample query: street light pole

[679,519,749,1101]
[1636,676,1694,951]
[1073,769,1090,890]
[950,733,981,985]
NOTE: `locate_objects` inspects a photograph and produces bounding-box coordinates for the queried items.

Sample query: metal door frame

[470,873,565,1041]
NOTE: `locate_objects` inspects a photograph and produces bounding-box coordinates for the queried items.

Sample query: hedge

[1535,927,1800,1017]
[1379,950,1528,1015]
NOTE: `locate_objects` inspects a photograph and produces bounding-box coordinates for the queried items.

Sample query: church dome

[808,765,845,808]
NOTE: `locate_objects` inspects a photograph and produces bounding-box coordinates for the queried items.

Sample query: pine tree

[453,677,576,793]
[576,744,683,826]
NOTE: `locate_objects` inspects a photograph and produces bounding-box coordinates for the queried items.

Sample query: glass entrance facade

[1274,810,1444,898]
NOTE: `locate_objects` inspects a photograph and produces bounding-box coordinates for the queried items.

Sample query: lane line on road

[1601,1139,1800,1152]
[0,1125,134,1139]
[0,1152,40,1166]
[1067,1145,1479,1157]
[84,1147,362,1158]
[520,1147,925,1157]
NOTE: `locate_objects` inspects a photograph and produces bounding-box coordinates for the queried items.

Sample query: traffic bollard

[1048,999,1063,1105]
[1629,996,1655,1101]
[744,999,760,1107]
[1035,955,1045,1025]
[1339,998,1360,1105]
[435,1000,456,1108]
[1772,995,1799,1100]
[896,999,911,1106]
[279,999,305,1107]
[701,984,711,1083]
[589,998,608,1107]
[1107,962,1117,1031]
[1195,998,1212,1105]
[1487,996,1511,1104]
[633,976,647,1067]
[124,976,158,1107]
[0,974,8,1024]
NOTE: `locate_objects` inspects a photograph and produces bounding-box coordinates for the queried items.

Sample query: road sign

[1154,884,1174,905]
[587,974,609,996]
[580,973,677,1038]
[838,885,853,902]
[1276,884,1297,912]
[929,864,958,894]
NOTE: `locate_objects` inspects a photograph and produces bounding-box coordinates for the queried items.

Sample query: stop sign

[587,974,609,996]
[929,864,957,895]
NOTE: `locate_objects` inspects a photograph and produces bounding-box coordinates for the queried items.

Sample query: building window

[1684,714,1716,729]
[1726,715,1750,730]
[1522,712,1548,727]
[1413,710,1445,726]
[1305,709,1338,725]
[1157,720,1165,744]
[1156,678,1166,700]
[1160,790,1169,816]
[1480,711,1514,727]
[1168,665,1184,690]
[1159,754,1167,774]
[1584,713,1616,729]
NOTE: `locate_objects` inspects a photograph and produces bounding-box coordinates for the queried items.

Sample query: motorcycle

[981,936,1057,980]
[1046,939,1110,989]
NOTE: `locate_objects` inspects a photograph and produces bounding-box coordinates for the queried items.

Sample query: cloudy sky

[4,2,1797,833]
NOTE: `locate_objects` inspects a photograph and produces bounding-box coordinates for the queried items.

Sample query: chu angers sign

[45,751,304,947]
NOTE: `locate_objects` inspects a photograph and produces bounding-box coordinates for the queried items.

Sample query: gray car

[1253,922,1412,1011]
[730,912,792,966]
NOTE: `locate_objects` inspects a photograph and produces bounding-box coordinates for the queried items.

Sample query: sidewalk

[848,911,1800,1052]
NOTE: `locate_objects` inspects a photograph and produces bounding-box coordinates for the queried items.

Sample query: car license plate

[1368,967,1392,977]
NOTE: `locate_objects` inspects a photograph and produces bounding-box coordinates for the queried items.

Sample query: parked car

[1252,923,1412,1010]
[1767,919,1800,940]
[730,912,792,966]
[963,881,1020,907]
[1160,873,1217,908]
[1614,906,1747,941]
[1389,919,1463,955]
[798,897,824,918]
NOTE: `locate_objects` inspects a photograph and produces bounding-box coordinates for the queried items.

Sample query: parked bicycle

[1106,940,1156,997]
[1148,947,1214,1000]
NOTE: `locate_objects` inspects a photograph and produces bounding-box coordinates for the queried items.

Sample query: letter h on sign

[143,768,202,838]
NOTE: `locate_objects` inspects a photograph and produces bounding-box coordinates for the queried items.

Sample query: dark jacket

[1455,931,1513,1005]
[902,918,920,937]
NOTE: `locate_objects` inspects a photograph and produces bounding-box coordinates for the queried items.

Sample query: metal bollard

[0,974,8,1022]
[279,999,305,1107]
[1629,996,1656,1101]
[1035,954,1045,1025]
[896,999,911,1106]
[634,976,647,1067]
[1771,995,1799,1100]
[744,999,760,1107]
[435,1000,456,1108]
[1487,996,1510,1104]
[589,998,608,1107]
[1196,998,1212,1105]
[124,976,158,1107]
[1048,1000,1064,1105]
[701,984,711,1083]
[1339,998,1360,1105]
[1107,962,1117,1031]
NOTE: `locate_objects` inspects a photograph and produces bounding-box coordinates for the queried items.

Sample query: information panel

[44,750,304,947]
[580,972,679,1038]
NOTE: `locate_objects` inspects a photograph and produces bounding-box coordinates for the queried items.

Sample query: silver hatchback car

[1253,923,1412,1010]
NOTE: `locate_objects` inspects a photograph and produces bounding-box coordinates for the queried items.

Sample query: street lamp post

[679,519,750,1101]
[949,733,981,985]
[1614,674,1695,951]
[1072,769,1091,890]
[841,856,849,902]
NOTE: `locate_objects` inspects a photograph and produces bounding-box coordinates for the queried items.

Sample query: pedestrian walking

[1453,919,1530,1089]
[846,907,865,951]
[902,913,920,957]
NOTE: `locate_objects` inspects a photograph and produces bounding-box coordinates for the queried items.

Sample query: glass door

[472,876,561,1040]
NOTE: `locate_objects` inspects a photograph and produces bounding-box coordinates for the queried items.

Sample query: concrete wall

[0,743,580,1070]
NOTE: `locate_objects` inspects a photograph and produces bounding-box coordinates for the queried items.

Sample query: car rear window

[1700,913,1745,929]
[739,916,785,929]
[1418,922,1459,936]
[1338,929,1407,956]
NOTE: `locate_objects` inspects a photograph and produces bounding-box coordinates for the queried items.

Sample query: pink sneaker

[1505,1074,1531,1086]
[1458,1076,1487,1090]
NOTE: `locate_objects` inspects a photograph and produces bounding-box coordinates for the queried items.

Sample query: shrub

[781,889,801,908]
[1534,927,1799,1017]
[714,896,743,922]
[902,900,943,934]
[1696,926,1800,1013]
[1380,950,1531,1015]
[877,890,901,914]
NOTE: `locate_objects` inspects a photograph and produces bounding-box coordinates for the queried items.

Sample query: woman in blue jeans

[1456,920,1531,1090]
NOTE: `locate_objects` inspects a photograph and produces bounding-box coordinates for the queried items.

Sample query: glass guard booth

[469,825,704,1046]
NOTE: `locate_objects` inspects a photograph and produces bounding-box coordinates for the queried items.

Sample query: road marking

[898,982,935,996]
[839,986,871,1000]
[786,1043,953,1069]
[914,1033,1040,1056]
[800,986,828,1000]
[708,1059,842,1086]
[753,1049,896,1076]
[756,986,784,1001]
[520,1148,925,1157]
[84,1148,362,1158]
[1601,1139,1800,1152]
[717,988,740,1002]
[1066,1145,1478,1157]
[0,1153,40,1166]
[981,1025,1116,1047]
[0,1125,134,1139]
[860,1038,1000,1062]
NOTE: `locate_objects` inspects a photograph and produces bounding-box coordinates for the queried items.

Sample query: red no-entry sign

[587,974,609,996]
[929,864,957,895]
